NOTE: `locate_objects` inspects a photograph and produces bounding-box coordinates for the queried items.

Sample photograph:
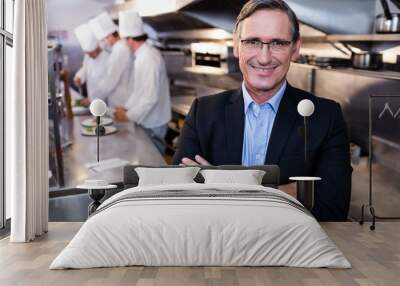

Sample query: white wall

[47,0,111,76]
[46,0,158,76]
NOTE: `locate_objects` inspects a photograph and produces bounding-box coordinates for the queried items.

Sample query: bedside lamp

[297,99,315,163]
[290,99,321,210]
[89,99,107,162]
[77,99,117,216]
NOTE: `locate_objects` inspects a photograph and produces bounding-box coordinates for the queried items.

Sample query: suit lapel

[225,89,245,164]
[266,84,299,164]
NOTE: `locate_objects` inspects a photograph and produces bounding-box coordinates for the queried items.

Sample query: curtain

[7,0,49,242]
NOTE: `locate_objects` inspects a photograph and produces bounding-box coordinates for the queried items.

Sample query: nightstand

[289,176,321,210]
[77,183,118,215]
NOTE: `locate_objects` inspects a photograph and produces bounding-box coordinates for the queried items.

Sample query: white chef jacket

[74,50,109,101]
[124,42,171,129]
[95,40,133,108]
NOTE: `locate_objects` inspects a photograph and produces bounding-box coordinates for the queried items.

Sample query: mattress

[50,183,351,269]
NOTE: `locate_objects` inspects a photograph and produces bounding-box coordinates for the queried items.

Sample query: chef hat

[74,23,98,52]
[119,10,145,38]
[88,12,118,41]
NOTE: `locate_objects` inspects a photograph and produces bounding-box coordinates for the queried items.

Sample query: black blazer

[173,84,352,221]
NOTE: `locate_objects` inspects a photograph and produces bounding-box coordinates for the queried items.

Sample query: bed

[50,165,350,269]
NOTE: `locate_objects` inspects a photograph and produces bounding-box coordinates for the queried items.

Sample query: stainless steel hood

[106,0,213,34]
[179,0,243,32]
[105,0,241,34]
[181,0,378,34]
[107,0,381,36]
[144,12,211,32]
[107,0,198,17]
[286,0,377,35]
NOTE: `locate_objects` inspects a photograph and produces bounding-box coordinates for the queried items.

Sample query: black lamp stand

[304,117,308,163]
[296,180,315,210]
[299,116,314,210]
[95,116,106,162]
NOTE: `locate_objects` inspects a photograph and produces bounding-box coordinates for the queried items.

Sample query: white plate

[72,106,90,115]
[81,117,113,128]
[289,176,322,181]
[76,184,117,190]
[80,125,117,136]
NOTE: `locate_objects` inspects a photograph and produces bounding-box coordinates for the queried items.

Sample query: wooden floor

[0,222,399,286]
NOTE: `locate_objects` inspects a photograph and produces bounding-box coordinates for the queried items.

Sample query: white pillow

[200,169,266,185]
[135,167,200,186]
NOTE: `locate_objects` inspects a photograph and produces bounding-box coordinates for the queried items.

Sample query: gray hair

[234,0,300,42]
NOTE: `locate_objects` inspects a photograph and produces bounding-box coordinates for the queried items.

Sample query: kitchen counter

[292,62,400,80]
[171,95,196,116]
[171,63,400,120]
[332,68,400,81]
[170,84,227,117]
[53,115,166,191]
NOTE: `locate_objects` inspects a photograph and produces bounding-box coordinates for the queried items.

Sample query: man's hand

[279,182,297,198]
[74,76,81,87]
[80,97,91,107]
[180,155,210,166]
[113,106,129,122]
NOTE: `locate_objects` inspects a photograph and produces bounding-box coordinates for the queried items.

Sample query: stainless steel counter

[171,95,196,116]
[55,116,166,190]
[170,83,226,117]
[292,62,400,80]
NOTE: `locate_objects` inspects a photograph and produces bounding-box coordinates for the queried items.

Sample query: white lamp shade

[119,10,144,38]
[297,99,315,117]
[74,23,98,52]
[89,99,107,117]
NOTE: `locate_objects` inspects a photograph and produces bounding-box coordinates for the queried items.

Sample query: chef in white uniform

[73,23,109,106]
[88,12,132,108]
[114,11,171,154]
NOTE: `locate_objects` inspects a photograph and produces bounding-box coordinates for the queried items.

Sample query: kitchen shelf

[301,34,400,43]
[301,36,327,43]
[327,34,400,42]
[184,66,230,75]
[157,28,233,41]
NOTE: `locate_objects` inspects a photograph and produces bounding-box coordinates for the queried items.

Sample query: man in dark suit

[173,0,352,221]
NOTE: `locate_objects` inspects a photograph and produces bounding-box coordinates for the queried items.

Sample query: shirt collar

[242,81,287,114]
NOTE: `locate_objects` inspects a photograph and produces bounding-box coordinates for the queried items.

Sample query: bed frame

[123,165,280,189]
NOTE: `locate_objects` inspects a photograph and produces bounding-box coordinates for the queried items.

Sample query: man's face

[125,38,140,52]
[103,34,115,47]
[125,38,135,50]
[86,48,99,59]
[234,9,300,95]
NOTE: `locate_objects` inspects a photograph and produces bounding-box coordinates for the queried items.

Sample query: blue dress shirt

[241,81,286,166]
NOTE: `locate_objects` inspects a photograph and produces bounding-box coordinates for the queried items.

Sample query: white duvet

[50,183,351,269]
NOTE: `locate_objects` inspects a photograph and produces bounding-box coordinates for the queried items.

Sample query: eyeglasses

[240,38,292,53]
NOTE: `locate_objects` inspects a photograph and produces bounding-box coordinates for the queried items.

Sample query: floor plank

[0,222,399,286]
